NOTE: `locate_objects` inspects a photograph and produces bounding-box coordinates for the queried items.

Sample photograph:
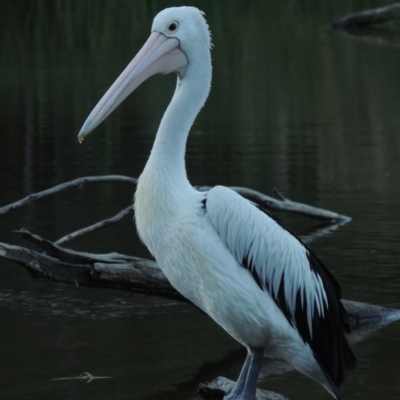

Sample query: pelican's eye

[166,21,179,34]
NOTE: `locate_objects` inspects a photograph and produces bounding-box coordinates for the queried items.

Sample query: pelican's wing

[204,185,355,387]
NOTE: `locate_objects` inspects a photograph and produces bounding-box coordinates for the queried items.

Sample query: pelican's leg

[225,347,264,400]
[224,351,252,399]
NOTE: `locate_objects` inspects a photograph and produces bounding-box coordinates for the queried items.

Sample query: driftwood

[0,175,349,225]
[54,205,133,246]
[1,230,399,329]
[330,3,400,30]
[0,176,350,257]
[196,186,349,223]
[0,175,137,215]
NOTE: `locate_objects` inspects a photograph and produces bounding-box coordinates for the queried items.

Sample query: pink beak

[78,31,188,142]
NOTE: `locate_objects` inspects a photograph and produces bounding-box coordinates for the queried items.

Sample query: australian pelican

[78,7,356,400]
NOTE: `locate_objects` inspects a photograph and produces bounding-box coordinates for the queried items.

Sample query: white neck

[140,57,212,200]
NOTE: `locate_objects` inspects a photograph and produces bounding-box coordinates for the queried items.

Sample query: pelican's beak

[78,32,188,143]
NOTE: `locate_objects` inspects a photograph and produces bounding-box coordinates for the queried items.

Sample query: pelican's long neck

[142,55,212,196]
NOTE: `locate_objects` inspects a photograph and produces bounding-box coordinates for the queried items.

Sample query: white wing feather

[205,186,328,336]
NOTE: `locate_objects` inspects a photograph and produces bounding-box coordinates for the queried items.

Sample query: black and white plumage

[205,186,355,397]
[78,7,356,400]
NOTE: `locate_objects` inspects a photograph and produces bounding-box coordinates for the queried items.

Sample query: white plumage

[207,186,331,333]
[78,7,356,400]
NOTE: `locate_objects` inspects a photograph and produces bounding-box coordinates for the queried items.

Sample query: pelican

[78,7,356,400]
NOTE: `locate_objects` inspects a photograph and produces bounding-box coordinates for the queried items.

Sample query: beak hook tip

[77,132,85,144]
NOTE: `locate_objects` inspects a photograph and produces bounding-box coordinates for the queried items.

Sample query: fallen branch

[54,205,133,245]
[0,175,349,223]
[0,175,137,215]
[2,229,187,302]
[195,186,349,222]
[1,230,399,328]
[330,3,400,30]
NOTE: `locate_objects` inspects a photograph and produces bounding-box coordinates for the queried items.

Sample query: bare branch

[273,187,286,201]
[196,186,349,222]
[6,229,188,302]
[330,3,400,30]
[1,230,399,327]
[0,175,349,223]
[54,205,133,246]
[0,175,137,215]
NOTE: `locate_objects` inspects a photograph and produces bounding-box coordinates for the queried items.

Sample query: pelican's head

[151,7,212,70]
[78,6,211,143]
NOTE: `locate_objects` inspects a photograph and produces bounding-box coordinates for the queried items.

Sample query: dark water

[1,1,400,399]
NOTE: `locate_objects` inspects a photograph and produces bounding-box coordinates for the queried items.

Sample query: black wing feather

[240,204,357,392]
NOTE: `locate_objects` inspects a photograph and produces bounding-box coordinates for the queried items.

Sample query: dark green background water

[1,1,400,399]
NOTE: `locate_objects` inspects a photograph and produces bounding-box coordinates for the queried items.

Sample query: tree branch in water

[0,176,349,224]
[1,230,399,329]
[330,3,400,30]
[0,175,137,215]
[54,205,133,246]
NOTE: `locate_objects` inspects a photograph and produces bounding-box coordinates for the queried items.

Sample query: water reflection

[331,26,400,49]
[0,289,179,319]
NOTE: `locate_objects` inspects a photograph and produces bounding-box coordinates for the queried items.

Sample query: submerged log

[330,3,400,30]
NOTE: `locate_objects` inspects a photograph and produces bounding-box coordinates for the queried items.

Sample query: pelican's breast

[134,178,285,346]
[134,172,206,285]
